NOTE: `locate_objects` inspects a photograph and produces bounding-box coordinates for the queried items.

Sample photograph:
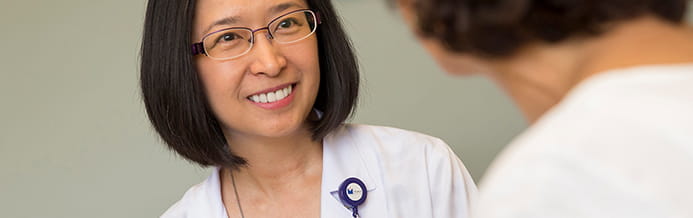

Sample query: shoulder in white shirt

[475,64,693,218]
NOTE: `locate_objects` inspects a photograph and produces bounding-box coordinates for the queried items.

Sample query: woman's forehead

[196,0,307,19]
[193,0,308,36]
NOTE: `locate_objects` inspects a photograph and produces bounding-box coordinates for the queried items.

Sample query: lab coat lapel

[321,126,388,218]
[189,168,228,218]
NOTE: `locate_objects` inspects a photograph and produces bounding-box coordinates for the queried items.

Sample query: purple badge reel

[338,177,367,218]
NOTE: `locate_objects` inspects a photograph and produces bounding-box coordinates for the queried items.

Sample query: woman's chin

[244,123,311,140]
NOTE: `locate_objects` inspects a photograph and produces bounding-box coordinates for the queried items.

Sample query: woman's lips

[247,83,296,109]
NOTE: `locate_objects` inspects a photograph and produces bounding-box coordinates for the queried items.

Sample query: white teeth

[267,92,276,102]
[259,94,267,103]
[248,85,294,103]
[275,89,286,99]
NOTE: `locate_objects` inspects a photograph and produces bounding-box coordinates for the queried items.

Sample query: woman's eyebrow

[268,2,302,14]
[202,2,302,35]
[204,16,240,35]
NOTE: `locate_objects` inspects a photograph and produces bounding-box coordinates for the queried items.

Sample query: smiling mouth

[247,84,295,103]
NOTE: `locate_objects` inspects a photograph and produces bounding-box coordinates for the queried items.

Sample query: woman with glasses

[390,0,693,217]
[141,0,476,217]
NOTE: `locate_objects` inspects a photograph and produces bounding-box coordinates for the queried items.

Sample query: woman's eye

[218,33,240,42]
[278,18,299,29]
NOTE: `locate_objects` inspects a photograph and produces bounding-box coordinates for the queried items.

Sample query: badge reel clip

[338,177,367,218]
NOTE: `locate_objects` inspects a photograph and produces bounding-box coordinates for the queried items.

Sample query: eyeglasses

[191,9,321,60]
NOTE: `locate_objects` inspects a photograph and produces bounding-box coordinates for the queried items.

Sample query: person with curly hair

[390,0,693,217]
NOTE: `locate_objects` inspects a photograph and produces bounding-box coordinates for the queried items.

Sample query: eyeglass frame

[191,9,322,60]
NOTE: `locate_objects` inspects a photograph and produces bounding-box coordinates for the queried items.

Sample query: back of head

[396,0,689,57]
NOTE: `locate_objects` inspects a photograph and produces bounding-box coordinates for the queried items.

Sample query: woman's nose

[248,32,287,77]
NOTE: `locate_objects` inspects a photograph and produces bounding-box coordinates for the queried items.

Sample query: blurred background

[1,0,691,217]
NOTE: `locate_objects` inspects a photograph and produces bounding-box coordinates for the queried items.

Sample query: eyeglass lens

[203,10,317,60]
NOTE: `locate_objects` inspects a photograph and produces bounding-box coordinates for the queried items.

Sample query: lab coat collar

[184,126,387,218]
[321,126,387,218]
[189,168,228,218]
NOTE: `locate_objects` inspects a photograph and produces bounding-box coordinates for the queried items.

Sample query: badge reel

[338,177,367,218]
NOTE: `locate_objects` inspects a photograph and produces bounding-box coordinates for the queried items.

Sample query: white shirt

[162,124,477,218]
[474,64,693,218]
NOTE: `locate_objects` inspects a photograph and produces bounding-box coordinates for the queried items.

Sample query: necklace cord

[230,171,246,218]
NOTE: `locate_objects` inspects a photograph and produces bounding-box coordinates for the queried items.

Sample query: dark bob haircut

[140,0,359,169]
[392,0,689,57]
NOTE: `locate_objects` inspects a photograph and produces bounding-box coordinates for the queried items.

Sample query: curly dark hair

[392,0,689,57]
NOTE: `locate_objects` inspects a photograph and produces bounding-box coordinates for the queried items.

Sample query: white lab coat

[161,124,477,218]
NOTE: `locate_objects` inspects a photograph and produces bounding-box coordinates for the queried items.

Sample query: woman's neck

[490,16,693,123]
[221,127,323,198]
